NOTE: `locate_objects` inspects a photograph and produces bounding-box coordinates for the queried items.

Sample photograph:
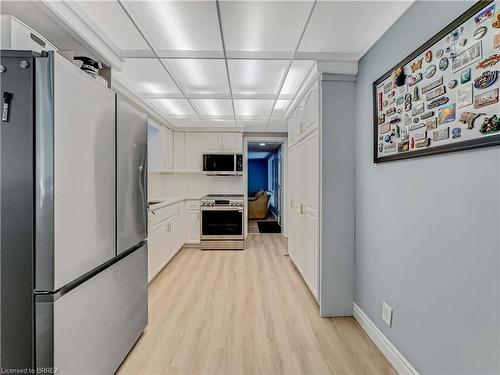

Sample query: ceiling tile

[164,59,230,95]
[299,1,412,56]
[126,1,222,51]
[219,1,312,52]
[191,99,233,117]
[280,60,314,98]
[234,100,274,118]
[228,60,288,95]
[114,58,180,94]
[76,1,149,50]
[146,99,196,117]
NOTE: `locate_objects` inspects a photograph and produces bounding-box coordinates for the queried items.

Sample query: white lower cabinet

[148,202,185,283]
[186,210,200,244]
[287,130,319,301]
[185,200,200,244]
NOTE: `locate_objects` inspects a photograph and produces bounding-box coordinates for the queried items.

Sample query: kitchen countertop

[148,196,202,210]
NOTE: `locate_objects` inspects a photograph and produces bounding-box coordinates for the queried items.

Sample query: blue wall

[248,159,268,194]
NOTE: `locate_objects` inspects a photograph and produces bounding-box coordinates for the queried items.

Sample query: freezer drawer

[36,244,148,374]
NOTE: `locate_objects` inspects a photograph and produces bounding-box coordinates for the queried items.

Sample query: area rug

[257,221,281,233]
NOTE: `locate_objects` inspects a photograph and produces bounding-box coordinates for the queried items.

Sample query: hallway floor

[118,235,393,375]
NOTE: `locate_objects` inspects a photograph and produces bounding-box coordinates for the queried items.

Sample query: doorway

[247,142,283,234]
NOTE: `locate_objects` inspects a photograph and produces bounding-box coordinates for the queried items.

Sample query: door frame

[243,135,288,238]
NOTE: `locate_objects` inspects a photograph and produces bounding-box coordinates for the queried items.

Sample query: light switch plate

[382,302,393,327]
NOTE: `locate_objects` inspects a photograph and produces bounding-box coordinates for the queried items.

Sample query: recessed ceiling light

[259,143,266,146]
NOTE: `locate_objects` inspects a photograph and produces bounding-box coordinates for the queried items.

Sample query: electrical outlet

[382,302,393,327]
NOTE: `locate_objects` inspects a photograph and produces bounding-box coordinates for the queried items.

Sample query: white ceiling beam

[215,0,237,126]
[120,49,358,62]
[316,60,358,75]
[137,93,293,100]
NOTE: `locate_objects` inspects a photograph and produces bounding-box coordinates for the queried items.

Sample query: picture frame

[373,0,500,163]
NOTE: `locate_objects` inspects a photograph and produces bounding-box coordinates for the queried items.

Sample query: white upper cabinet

[222,133,243,153]
[154,131,242,173]
[203,133,223,153]
[148,118,173,173]
[288,82,318,147]
[173,132,185,172]
[164,127,174,172]
[202,132,242,153]
[184,132,203,172]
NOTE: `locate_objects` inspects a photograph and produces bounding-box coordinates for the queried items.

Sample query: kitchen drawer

[149,203,180,226]
[186,200,200,210]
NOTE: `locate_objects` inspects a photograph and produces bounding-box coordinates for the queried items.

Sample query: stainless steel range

[200,194,245,250]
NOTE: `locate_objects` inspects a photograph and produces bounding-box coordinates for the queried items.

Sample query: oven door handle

[201,206,244,212]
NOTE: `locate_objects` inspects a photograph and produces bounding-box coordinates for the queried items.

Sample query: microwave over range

[203,154,243,176]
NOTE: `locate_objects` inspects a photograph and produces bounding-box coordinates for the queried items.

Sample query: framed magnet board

[373,0,500,163]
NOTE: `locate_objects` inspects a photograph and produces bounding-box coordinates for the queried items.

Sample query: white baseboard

[353,303,419,375]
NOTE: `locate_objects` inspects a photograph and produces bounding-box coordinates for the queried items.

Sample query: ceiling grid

[72,0,413,130]
[117,0,205,125]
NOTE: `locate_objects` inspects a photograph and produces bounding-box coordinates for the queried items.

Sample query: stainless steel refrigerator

[0,50,148,374]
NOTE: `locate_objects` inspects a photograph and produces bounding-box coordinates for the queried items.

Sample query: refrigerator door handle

[139,151,147,236]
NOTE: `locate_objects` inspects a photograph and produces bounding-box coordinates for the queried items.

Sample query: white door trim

[243,136,288,238]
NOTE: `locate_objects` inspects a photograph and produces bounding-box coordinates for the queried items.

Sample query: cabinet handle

[300,203,304,215]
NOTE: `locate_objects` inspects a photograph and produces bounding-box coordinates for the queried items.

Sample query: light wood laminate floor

[118,234,394,375]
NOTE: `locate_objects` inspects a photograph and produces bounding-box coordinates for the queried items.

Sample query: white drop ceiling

[74,0,413,130]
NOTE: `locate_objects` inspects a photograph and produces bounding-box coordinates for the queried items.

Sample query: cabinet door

[164,217,175,263]
[174,203,186,251]
[186,210,200,243]
[164,127,174,172]
[203,133,223,153]
[298,132,318,210]
[148,121,163,172]
[288,108,301,146]
[173,132,185,172]
[148,223,167,281]
[302,87,318,136]
[184,132,203,172]
[301,210,318,299]
[222,133,243,153]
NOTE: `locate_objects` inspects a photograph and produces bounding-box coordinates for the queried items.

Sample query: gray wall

[354,2,500,374]
[321,74,356,317]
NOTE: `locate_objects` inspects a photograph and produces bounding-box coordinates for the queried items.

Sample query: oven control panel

[201,200,215,206]
[201,199,244,206]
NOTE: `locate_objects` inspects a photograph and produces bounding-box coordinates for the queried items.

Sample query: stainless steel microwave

[203,154,243,176]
